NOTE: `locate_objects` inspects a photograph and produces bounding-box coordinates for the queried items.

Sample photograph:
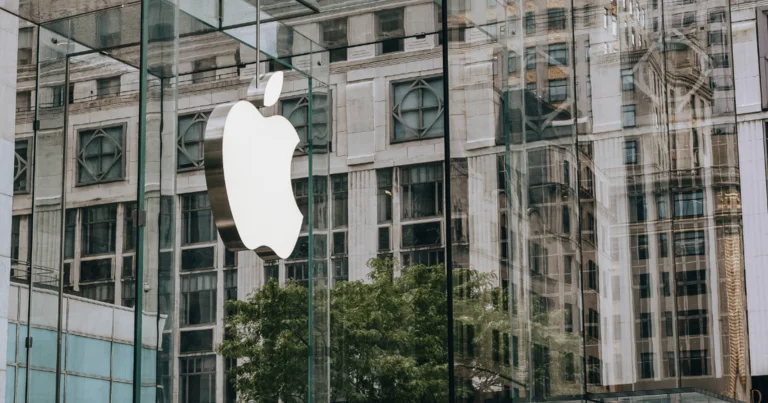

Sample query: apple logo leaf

[263,71,283,107]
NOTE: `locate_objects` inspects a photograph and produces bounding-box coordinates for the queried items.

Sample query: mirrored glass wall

[0,0,751,400]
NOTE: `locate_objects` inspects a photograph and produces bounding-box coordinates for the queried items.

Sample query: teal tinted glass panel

[141,348,157,383]
[112,381,132,403]
[7,323,16,363]
[112,343,134,381]
[5,366,15,403]
[17,368,25,403]
[142,386,157,402]
[28,370,55,403]
[66,334,111,377]
[29,328,58,369]
[18,326,27,365]
[65,375,110,402]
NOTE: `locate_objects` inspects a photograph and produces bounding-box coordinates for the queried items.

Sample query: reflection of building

[0,0,756,402]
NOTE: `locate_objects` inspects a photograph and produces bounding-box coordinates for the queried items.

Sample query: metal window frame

[390,76,445,143]
[75,123,127,186]
[176,111,211,171]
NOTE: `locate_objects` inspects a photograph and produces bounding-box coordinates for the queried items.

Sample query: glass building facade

[0,0,760,401]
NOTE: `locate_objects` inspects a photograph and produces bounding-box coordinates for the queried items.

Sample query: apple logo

[203,71,303,260]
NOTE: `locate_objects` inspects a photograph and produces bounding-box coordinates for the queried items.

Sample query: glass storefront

[0,0,753,401]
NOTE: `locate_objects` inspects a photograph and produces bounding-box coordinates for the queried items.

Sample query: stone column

[0,3,20,399]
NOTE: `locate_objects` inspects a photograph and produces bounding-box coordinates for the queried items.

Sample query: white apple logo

[203,72,303,260]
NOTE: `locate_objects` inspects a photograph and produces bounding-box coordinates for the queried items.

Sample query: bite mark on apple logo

[203,72,303,261]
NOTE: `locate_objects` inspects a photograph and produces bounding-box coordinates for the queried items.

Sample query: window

[180,356,216,403]
[564,303,573,332]
[548,43,568,65]
[637,234,649,260]
[16,91,30,112]
[564,255,573,284]
[192,57,217,83]
[265,263,279,283]
[525,47,536,70]
[710,53,730,68]
[667,352,677,376]
[11,216,21,262]
[622,105,636,127]
[563,352,575,381]
[507,52,518,74]
[683,11,696,27]
[680,350,708,376]
[512,335,519,367]
[664,311,674,337]
[401,163,443,219]
[588,356,601,384]
[182,193,216,245]
[492,330,501,364]
[80,283,115,303]
[639,312,652,338]
[293,177,328,231]
[181,273,217,326]
[674,231,705,256]
[96,76,120,99]
[13,140,30,193]
[678,309,708,336]
[621,69,635,92]
[64,210,76,259]
[708,31,726,46]
[529,242,548,275]
[562,206,570,234]
[639,274,651,298]
[181,246,214,272]
[377,169,393,222]
[124,202,136,252]
[640,352,654,378]
[662,271,671,296]
[281,93,331,154]
[587,309,599,339]
[586,260,598,291]
[77,125,125,185]
[629,194,646,222]
[81,205,117,256]
[673,190,704,218]
[710,8,726,22]
[548,79,568,103]
[321,18,348,62]
[122,281,135,308]
[332,174,348,227]
[225,359,236,403]
[18,27,32,65]
[376,8,404,54]
[525,12,536,34]
[391,77,444,141]
[548,8,566,31]
[402,222,441,248]
[657,195,669,219]
[180,329,214,354]
[47,85,64,108]
[177,112,209,170]
[677,269,707,296]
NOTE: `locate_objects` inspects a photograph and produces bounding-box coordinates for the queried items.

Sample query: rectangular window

[621,68,634,91]
[81,205,117,256]
[376,8,404,54]
[673,190,704,218]
[507,52,518,73]
[180,329,214,353]
[564,303,573,333]
[18,27,33,65]
[391,77,444,141]
[77,125,125,185]
[548,8,566,30]
[639,312,652,338]
[629,195,646,222]
[124,202,136,252]
[564,352,575,381]
[640,352,654,378]
[525,12,536,34]
[321,18,348,63]
[13,140,30,193]
[548,43,568,65]
[587,260,598,291]
[96,8,121,48]
[637,234,649,260]
[96,76,121,99]
[332,174,348,227]
[177,112,209,170]
[624,140,638,164]
[512,335,519,367]
[265,263,279,283]
[280,94,330,154]
[659,234,669,258]
[525,47,536,70]
[678,309,708,336]
[548,79,568,103]
[122,280,135,307]
[182,193,216,244]
[664,311,674,337]
[180,355,216,403]
[400,163,443,219]
[710,53,730,68]
[224,270,238,302]
[492,330,501,364]
[667,352,677,377]
[564,255,573,284]
[587,309,600,339]
[708,30,726,46]
[402,222,442,248]
[377,168,393,222]
[674,230,705,256]
[80,283,115,303]
[562,205,570,234]
[657,195,669,219]
[181,273,217,326]
[16,91,30,112]
[639,273,651,298]
[588,356,601,384]
[680,350,709,376]
[80,258,112,282]
[677,269,707,296]
[11,216,21,262]
[622,105,637,127]
[64,209,76,259]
